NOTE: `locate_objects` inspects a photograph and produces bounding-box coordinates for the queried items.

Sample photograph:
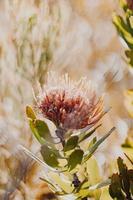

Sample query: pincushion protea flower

[37,72,104,131]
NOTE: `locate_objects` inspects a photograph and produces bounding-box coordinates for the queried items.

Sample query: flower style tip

[37,72,104,131]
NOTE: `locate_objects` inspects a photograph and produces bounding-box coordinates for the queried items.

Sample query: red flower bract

[37,72,103,130]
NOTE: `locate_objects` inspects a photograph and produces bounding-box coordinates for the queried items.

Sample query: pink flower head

[37,72,104,131]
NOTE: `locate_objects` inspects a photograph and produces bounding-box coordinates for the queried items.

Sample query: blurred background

[0,0,132,199]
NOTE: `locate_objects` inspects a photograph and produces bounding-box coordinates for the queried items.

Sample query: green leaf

[84,127,115,162]
[29,119,53,145]
[26,105,36,120]
[41,144,59,168]
[40,177,59,192]
[109,174,125,200]
[113,15,133,48]
[68,149,84,171]
[109,157,133,200]
[87,137,97,149]
[64,136,79,152]
[117,157,130,195]
[34,119,52,141]
[87,157,101,185]
[79,124,101,143]
[89,179,111,190]
[50,173,74,194]
[125,50,133,67]
[120,0,128,11]
[29,120,43,144]
[86,157,101,200]
[128,169,133,179]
